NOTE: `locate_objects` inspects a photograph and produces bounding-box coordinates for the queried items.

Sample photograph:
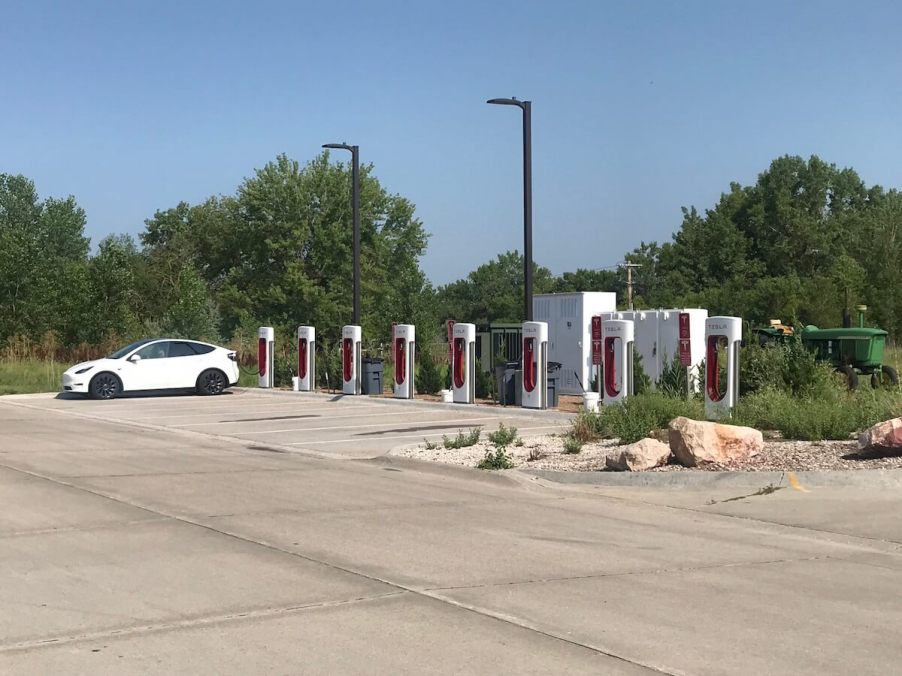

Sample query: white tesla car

[62,339,241,399]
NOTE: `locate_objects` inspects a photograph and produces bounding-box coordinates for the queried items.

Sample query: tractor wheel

[871,365,900,388]
[836,365,859,391]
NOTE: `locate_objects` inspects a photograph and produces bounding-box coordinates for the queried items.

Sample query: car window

[135,342,169,360]
[109,339,154,359]
[169,342,200,358]
[189,343,215,355]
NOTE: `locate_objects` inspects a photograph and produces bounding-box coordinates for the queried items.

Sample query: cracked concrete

[3,394,902,674]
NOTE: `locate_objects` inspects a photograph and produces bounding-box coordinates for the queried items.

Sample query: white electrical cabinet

[602,308,708,388]
[533,292,617,395]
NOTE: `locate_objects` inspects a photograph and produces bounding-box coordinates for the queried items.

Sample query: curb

[520,467,902,489]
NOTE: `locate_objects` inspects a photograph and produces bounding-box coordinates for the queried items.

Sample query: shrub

[562,434,583,454]
[657,355,690,398]
[443,427,482,449]
[601,393,705,444]
[478,422,519,470]
[477,447,514,470]
[740,338,835,397]
[733,387,902,441]
[417,348,444,394]
[488,422,518,446]
[570,410,603,444]
[633,350,652,395]
[316,339,342,391]
[475,368,494,400]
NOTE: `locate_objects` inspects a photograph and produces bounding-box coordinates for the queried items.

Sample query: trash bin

[361,357,384,395]
[547,361,562,409]
[499,361,521,406]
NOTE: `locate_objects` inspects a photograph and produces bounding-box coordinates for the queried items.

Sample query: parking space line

[126,403,385,422]
[295,424,566,445]
[63,397,342,412]
[231,416,507,437]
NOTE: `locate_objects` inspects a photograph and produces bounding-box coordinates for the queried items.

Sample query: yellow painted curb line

[787,471,810,493]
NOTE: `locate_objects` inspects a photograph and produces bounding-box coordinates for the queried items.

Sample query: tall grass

[0,360,67,395]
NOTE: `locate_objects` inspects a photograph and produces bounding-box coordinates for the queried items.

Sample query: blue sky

[3,0,901,284]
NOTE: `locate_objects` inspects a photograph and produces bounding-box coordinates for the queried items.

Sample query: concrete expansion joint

[0,591,409,654]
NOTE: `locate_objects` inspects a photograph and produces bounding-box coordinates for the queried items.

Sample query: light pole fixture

[487,97,533,322]
[322,142,361,326]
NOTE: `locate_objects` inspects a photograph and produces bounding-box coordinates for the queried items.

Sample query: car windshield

[108,339,156,359]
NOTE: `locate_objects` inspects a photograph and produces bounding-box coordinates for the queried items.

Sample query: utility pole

[620,262,642,310]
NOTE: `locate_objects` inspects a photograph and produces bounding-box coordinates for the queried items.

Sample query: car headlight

[75,366,94,374]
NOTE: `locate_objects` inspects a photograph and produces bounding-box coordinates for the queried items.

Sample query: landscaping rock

[858,417,902,450]
[606,438,672,471]
[668,417,763,467]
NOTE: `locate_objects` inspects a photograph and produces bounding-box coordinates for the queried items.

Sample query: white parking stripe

[128,403,384,422]
[294,424,565,445]
[231,416,506,437]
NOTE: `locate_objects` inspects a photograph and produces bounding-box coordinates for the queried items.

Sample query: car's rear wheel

[89,373,122,400]
[197,369,227,396]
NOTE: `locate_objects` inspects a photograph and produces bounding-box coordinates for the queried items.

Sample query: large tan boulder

[606,438,671,471]
[858,418,902,450]
[668,417,763,467]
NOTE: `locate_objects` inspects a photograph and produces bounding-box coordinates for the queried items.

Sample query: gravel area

[391,434,902,472]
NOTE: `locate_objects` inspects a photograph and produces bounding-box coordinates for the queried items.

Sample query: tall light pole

[487,97,533,321]
[322,143,360,326]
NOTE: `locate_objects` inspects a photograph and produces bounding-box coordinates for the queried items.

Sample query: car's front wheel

[89,373,122,400]
[197,369,227,396]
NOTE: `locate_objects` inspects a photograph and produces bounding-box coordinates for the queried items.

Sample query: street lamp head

[487,97,522,106]
[322,142,351,151]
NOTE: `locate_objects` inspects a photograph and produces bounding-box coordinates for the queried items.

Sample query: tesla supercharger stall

[296,326,315,392]
[341,325,362,395]
[704,316,741,420]
[258,326,274,389]
[451,323,476,404]
[521,321,549,409]
[393,324,415,399]
[603,319,634,406]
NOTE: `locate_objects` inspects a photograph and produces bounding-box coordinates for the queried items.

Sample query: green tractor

[754,307,898,390]
[800,305,898,389]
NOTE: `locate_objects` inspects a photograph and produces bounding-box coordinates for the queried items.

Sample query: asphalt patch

[228,414,319,423]
[358,423,484,437]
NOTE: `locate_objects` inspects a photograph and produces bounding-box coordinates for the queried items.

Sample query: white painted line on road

[231,416,508,437]
[294,424,566,445]
[68,396,351,413]
[126,402,384,422]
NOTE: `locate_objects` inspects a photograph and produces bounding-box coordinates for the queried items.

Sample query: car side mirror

[129,354,142,363]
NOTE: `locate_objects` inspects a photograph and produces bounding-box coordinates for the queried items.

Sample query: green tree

[83,235,145,343]
[435,251,554,324]
[0,174,89,345]
[144,153,431,349]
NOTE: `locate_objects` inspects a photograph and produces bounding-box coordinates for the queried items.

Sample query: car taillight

[228,352,237,361]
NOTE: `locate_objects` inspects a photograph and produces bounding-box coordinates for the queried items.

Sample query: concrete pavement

[2,393,902,674]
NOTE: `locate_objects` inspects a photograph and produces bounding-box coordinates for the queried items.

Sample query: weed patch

[443,427,482,449]
[562,435,583,454]
[488,423,519,446]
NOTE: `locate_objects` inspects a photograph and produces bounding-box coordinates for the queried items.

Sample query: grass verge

[0,359,67,395]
